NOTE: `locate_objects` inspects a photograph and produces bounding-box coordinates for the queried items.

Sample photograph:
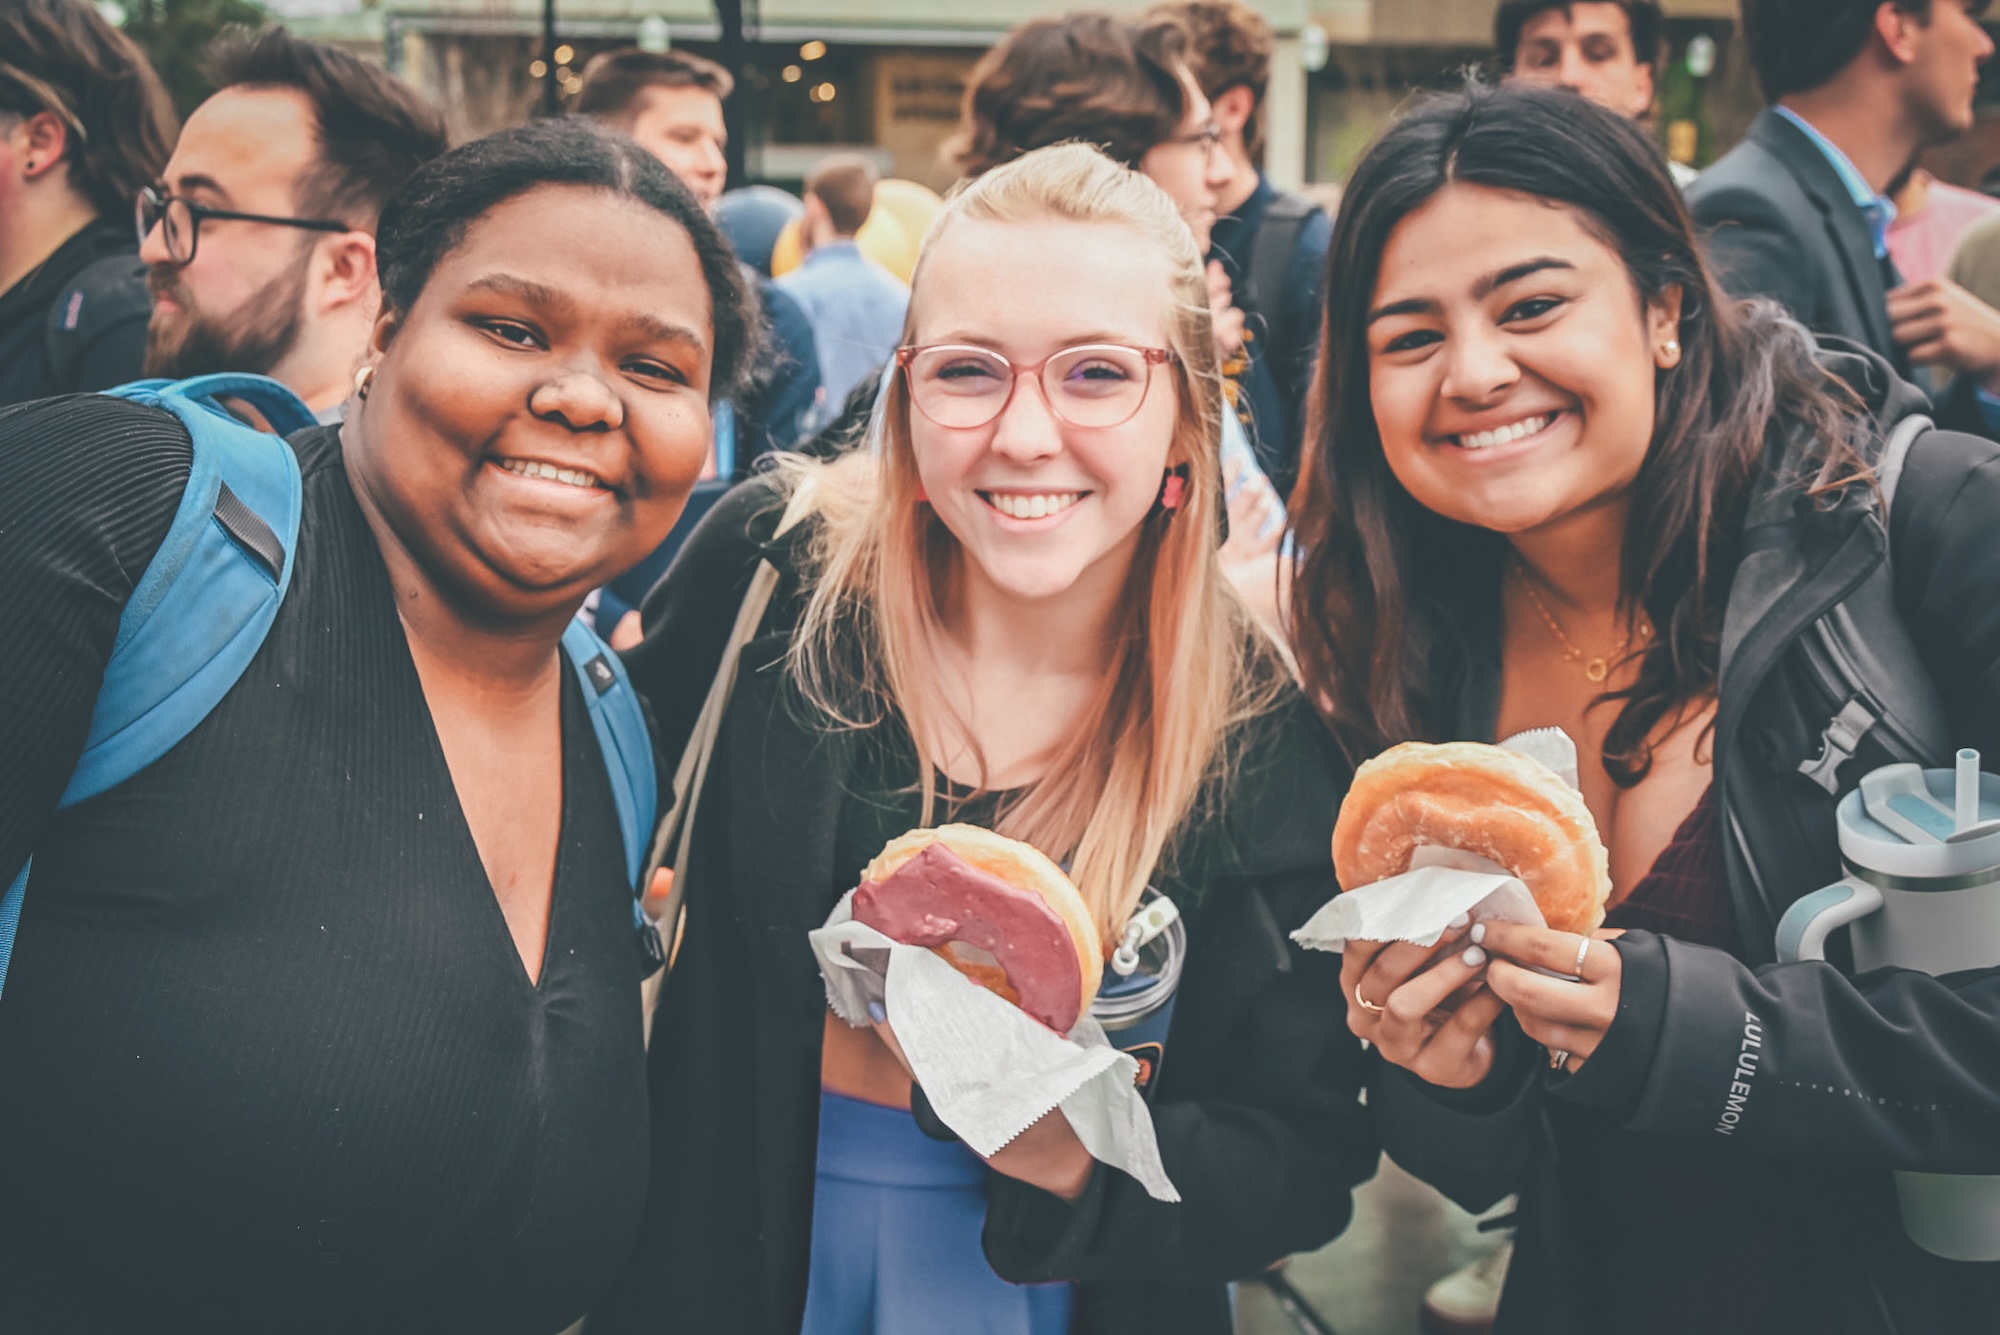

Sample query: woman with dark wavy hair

[1289,82,2000,1334]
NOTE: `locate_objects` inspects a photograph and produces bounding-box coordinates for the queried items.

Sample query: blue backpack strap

[0,375,304,999]
[562,618,659,906]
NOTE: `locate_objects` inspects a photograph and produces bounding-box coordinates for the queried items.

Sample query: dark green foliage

[120,1,268,117]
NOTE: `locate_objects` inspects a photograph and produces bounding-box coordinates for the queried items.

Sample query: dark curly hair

[1288,81,1872,785]
[0,0,176,221]
[947,12,1192,177]
[374,118,760,400]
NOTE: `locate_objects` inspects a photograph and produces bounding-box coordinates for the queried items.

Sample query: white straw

[1956,749,1981,833]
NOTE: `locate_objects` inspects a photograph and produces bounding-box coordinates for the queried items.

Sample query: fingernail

[1470,922,1487,945]
[866,1001,886,1023]
[1448,912,1470,931]
[1461,944,1487,967]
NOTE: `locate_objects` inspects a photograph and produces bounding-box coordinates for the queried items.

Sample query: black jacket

[590,476,1376,1335]
[0,219,150,409]
[1375,352,2000,1333]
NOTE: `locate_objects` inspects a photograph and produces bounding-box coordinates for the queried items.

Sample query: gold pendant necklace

[1512,564,1651,683]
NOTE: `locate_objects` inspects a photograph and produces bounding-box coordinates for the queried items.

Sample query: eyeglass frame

[136,184,353,267]
[1167,121,1223,157]
[895,342,1180,430]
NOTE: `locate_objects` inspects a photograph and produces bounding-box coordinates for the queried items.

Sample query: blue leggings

[801,1090,1075,1335]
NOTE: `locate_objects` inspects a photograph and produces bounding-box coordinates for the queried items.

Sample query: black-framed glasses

[897,343,1178,430]
[1169,121,1223,156]
[136,185,352,266]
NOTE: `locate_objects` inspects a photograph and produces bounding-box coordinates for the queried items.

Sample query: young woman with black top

[1288,84,2000,1334]
[0,120,755,1332]
[591,144,1373,1335]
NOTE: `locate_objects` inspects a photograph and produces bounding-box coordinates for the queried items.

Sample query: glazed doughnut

[853,825,1103,1033]
[1332,741,1611,935]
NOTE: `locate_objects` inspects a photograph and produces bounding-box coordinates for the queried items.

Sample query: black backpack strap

[1240,191,1321,357]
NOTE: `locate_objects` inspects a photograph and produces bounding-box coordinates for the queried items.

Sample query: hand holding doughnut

[1476,921,1625,1073]
[1340,923,1508,1090]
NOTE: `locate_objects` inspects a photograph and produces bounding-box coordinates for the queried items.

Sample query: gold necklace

[1512,565,1651,684]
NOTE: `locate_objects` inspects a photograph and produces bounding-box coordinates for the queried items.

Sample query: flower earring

[1153,463,1190,515]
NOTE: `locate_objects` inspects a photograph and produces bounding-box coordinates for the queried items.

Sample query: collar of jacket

[1747,108,1903,366]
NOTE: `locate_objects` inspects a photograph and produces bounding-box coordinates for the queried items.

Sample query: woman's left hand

[870,1016,1095,1201]
[1475,921,1625,1073]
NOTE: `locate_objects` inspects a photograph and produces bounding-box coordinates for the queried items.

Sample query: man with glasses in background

[1150,1,1332,498]
[140,28,445,420]
[0,0,176,408]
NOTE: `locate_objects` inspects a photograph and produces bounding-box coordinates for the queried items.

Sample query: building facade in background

[278,0,1998,194]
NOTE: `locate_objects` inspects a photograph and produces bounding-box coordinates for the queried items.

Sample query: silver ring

[1354,986,1384,1014]
[1572,934,1591,979]
[1549,1048,1571,1071]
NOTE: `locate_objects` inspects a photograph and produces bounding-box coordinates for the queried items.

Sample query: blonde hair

[782,142,1288,940]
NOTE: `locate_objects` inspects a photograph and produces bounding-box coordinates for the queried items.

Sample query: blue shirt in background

[777,240,910,430]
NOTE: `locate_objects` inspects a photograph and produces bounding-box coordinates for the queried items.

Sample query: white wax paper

[809,891,1179,1202]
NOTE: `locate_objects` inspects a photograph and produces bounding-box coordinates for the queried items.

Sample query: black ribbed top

[0,396,649,1333]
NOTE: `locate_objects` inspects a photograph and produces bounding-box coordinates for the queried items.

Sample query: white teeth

[499,458,604,489]
[987,491,1081,520]
[1458,414,1552,450]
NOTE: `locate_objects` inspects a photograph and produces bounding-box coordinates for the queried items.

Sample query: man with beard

[0,0,175,408]
[140,28,445,420]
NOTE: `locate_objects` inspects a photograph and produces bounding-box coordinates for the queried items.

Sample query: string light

[799,40,827,61]
[781,64,802,83]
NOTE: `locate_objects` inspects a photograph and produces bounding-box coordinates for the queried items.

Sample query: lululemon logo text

[1713,1010,1763,1135]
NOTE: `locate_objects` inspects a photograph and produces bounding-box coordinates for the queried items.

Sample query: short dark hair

[0,0,177,220]
[206,26,448,231]
[1737,0,1984,102]
[574,48,734,124]
[1495,1,1663,76]
[804,153,877,235]
[374,118,759,400]
[949,13,1191,177]
[1150,2,1273,160]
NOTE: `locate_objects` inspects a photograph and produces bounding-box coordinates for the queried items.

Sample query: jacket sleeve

[982,864,1377,1287]
[1370,1017,1545,1215]
[1556,931,2000,1173]
[621,474,789,770]
[1689,182,1822,328]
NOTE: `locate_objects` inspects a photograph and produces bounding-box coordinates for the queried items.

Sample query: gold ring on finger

[1354,986,1384,1014]
[1571,934,1591,979]
[1549,1048,1571,1070]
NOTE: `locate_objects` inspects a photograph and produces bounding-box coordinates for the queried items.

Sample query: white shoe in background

[1418,1236,1513,1334]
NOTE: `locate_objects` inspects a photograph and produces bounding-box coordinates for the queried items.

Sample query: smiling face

[904,215,1182,607]
[347,182,716,622]
[1363,182,1681,538]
